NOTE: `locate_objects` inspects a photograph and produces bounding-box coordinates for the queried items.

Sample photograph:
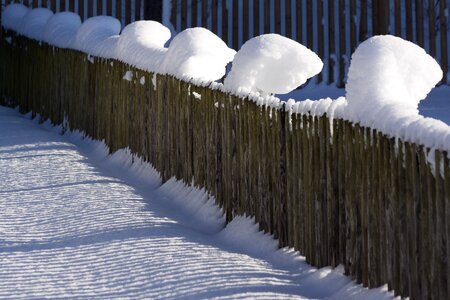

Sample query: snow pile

[1,3,28,32]
[160,27,236,82]
[17,8,54,41]
[115,21,171,71]
[346,35,443,123]
[72,16,121,57]
[224,34,323,95]
[43,12,82,48]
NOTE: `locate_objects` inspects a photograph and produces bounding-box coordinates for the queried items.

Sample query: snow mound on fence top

[116,21,171,72]
[224,34,323,95]
[1,4,28,32]
[43,12,82,49]
[72,16,121,55]
[17,8,54,41]
[346,35,443,123]
[160,27,236,82]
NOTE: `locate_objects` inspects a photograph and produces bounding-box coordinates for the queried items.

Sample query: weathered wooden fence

[1,0,449,87]
[1,30,449,299]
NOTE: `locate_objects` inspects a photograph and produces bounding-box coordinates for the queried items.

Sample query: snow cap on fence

[224,34,323,95]
[1,3,28,32]
[346,35,443,123]
[72,16,121,57]
[43,12,82,49]
[18,8,54,41]
[159,27,236,82]
[116,21,171,71]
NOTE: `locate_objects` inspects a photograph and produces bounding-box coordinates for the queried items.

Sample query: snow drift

[1,3,28,32]
[160,27,236,82]
[115,21,171,72]
[224,34,323,95]
[17,8,54,41]
[72,16,121,56]
[43,12,82,49]
[346,35,443,124]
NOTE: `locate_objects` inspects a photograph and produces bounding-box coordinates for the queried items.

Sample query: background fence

[1,0,449,87]
[1,30,449,300]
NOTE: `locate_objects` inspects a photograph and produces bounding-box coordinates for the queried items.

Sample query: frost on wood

[224,34,323,95]
[43,12,81,49]
[159,27,236,82]
[1,3,28,32]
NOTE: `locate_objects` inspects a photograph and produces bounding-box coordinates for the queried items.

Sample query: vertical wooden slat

[440,0,448,84]
[41,0,47,8]
[285,0,292,38]
[394,0,401,36]
[338,0,345,87]
[416,0,424,47]
[51,0,57,11]
[406,0,413,41]
[222,0,228,45]
[232,0,238,49]
[359,0,367,41]
[212,0,218,33]
[115,0,121,24]
[33,0,38,8]
[78,0,84,20]
[243,0,249,42]
[106,0,112,16]
[97,0,104,15]
[275,0,281,34]
[328,0,335,84]
[317,0,324,83]
[264,0,270,33]
[181,0,187,29]
[125,0,131,25]
[253,0,259,36]
[192,0,198,27]
[306,0,312,50]
[296,0,303,43]
[202,0,208,28]
[59,0,67,11]
[88,0,94,18]
[372,0,379,35]
[428,0,436,57]
[349,0,356,53]
[66,1,75,12]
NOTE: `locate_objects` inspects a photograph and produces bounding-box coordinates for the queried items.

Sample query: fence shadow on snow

[0,30,449,300]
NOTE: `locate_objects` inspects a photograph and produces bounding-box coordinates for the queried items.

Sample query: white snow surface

[72,16,121,56]
[115,21,170,72]
[224,34,323,95]
[346,35,443,122]
[160,27,236,81]
[0,105,395,299]
[1,3,28,32]
[43,12,82,49]
[17,8,54,41]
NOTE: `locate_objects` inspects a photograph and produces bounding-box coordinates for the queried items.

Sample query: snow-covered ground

[0,105,395,299]
[281,84,450,126]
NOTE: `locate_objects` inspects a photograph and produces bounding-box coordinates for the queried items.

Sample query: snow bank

[346,35,443,122]
[1,3,28,32]
[160,27,236,82]
[43,12,81,49]
[115,21,171,72]
[72,16,121,56]
[224,34,323,95]
[17,8,54,41]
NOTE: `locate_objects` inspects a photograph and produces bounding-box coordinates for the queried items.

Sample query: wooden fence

[1,30,449,300]
[1,0,448,87]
